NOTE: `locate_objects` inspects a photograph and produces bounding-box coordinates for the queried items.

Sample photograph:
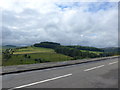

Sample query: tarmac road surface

[2,58,118,89]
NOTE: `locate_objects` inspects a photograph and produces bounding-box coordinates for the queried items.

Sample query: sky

[1,0,118,48]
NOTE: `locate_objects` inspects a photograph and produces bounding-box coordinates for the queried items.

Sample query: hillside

[34,42,104,52]
[34,42,104,59]
[2,46,73,66]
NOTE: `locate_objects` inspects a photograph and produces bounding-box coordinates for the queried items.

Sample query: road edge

[1,56,119,75]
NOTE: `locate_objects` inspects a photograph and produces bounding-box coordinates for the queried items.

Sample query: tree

[2,49,13,60]
[20,59,23,64]
[34,59,38,63]
[24,54,27,58]
[28,56,31,59]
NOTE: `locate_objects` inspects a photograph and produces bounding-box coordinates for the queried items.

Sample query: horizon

[2,41,120,49]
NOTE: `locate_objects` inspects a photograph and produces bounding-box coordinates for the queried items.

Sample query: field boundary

[1,56,119,75]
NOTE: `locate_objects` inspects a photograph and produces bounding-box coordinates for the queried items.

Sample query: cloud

[1,1,118,47]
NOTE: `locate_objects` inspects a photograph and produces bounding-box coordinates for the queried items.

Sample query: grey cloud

[1,2,118,48]
[2,26,12,39]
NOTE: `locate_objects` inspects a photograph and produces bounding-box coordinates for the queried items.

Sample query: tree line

[66,46,104,52]
[34,41,60,49]
[34,42,119,59]
[54,46,100,59]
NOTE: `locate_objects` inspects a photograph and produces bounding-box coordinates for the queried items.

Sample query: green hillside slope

[2,46,73,66]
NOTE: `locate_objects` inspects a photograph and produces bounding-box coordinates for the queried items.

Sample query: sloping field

[2,46,73,66]
[2,53,73,66]
[13,47,55,54]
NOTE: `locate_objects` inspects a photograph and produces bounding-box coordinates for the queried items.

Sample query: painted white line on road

[9,73,72,90]
[109,61,118,65]
[84,65,105,72]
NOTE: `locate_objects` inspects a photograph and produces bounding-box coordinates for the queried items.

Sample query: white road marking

[109,61,118,65]
[9,73,72,90]
[84,65,105,72]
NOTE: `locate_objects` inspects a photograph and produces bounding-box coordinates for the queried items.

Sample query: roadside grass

[2,53,73,66]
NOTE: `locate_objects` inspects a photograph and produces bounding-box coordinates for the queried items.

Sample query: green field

[80,50,103,55]
[13,46,55,54]
[2,46,73,66]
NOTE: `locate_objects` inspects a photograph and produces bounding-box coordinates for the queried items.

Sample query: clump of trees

[34,41,120,60]
[66,46,104,52]
[54,46,100,59]
[34,58,50,63]
[2,48,14,60]
[24,54,31,59]
[34,42,60,49]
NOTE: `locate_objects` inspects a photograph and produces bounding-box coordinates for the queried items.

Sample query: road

[2,58,118,89]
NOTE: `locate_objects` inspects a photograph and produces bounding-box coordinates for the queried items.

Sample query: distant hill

[101,47,120,53]
[2,45,17,50]
[5,45,16,47]
[34,42,104,52]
